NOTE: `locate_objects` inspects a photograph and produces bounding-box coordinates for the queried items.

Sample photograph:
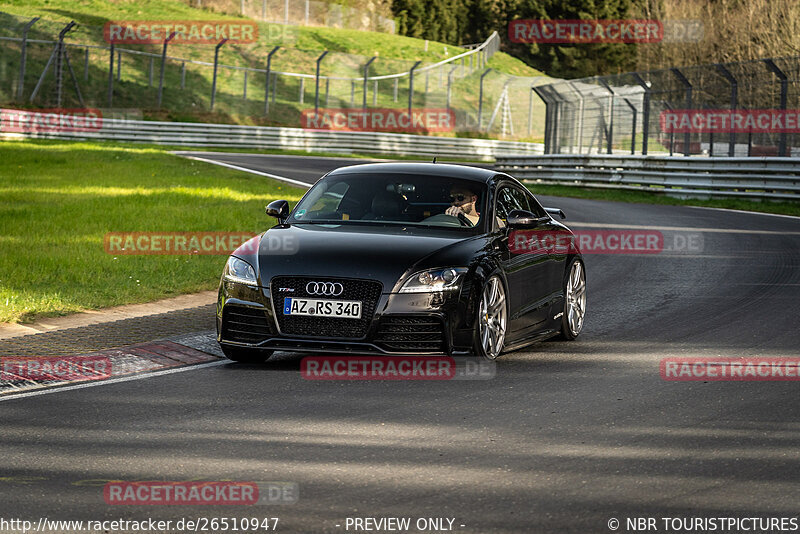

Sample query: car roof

[326,162,498,183]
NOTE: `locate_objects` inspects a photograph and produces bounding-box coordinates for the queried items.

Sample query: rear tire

[221,345,273,363]
[558,258,586,340]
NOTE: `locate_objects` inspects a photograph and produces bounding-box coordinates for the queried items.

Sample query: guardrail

[0,113,544,160]
[495,154,800,200]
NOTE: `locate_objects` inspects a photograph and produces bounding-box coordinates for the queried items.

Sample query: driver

[445,186,480,225]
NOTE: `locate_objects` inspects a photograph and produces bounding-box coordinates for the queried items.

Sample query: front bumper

[216,278,473,356]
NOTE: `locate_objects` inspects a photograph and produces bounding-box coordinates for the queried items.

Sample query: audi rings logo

[306,281,344,296]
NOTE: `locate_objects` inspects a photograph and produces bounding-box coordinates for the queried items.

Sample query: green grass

[525,183,800,217]
[0,139,306,323]
[0,0,546,135]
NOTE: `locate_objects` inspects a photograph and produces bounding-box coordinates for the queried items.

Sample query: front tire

[559,258,586,340]
[473,275,507,360]
[221,345,273,363]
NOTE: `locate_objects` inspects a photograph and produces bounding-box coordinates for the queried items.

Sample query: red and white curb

[1,340,223,397]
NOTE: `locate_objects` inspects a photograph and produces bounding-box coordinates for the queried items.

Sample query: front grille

[221,305,273,344]
[375,316,446,352]
[271,277,382,339]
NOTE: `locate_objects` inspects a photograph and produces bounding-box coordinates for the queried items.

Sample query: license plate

[283,297,362,319]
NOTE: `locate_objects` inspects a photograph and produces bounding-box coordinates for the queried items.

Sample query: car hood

[238,223,484,292]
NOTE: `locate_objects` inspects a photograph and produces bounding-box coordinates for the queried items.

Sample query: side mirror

[507,209,547,228]
[266,199,290,224]
[544,207,566,219]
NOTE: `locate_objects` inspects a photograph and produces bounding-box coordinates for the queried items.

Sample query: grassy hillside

[0,0,546,138]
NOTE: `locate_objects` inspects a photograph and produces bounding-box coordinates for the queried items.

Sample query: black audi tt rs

[216,162,586,362]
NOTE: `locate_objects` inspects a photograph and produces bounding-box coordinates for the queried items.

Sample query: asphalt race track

[2,154,800,533]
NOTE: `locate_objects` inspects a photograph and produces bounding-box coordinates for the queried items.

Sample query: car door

[525,192,569,317]
[493,184,552,336]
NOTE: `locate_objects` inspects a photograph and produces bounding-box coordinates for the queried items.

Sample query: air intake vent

[375,316,446,353]
[221,306,273,345]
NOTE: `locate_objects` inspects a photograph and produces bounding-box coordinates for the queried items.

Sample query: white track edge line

[685,205,800,220]
[176,155,312,189]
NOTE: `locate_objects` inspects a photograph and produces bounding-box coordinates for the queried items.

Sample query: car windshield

[288,173,488,230]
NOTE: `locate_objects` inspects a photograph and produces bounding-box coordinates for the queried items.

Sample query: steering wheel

[420,213,473,227]
[456,212,474,227]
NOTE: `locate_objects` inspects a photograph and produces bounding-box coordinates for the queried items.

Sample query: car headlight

[222,256,257,285]
[399,267,467,293]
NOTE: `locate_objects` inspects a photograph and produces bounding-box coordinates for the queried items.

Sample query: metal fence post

[107,43,114,106]
[54,25,68,107]
[671,68,692,156]
[763,59,788,157]
[84,47,89,81]
[373,80,377,107]
[157,32,176,108]
[284,0,289,25]
[116,51,121,81]
[17,17,40,101]
[715,64,738,157]
[632,73,651,155]
[477,69,491,130]
[314,51,328,113]
[210,38,228,110]
[622,98,637,155]
[393,78,398,102]
[597,79,615,154]
[362,56,376,110]
[181,61,186,89]
[663,102,675,156]
[527,85,533,136]
[567,82,585,154]
[532,85,550,151]
[32,21,76,107]
[299,78,304,103]
[707,104,714,156]
[408,60,422,116]
[446,65,458,111]
[243,70,248,99]
[264,46,280,115]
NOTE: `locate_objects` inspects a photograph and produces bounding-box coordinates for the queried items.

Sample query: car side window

[526,192,548,218]
[494,186,530,229]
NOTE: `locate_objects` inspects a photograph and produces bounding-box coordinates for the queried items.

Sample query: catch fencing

[0,12,548,139]
[534,57,800,158]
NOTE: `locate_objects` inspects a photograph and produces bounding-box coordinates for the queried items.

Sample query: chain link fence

[0,12,548,140]
[186,0,396,33]
[534,57,800,157]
